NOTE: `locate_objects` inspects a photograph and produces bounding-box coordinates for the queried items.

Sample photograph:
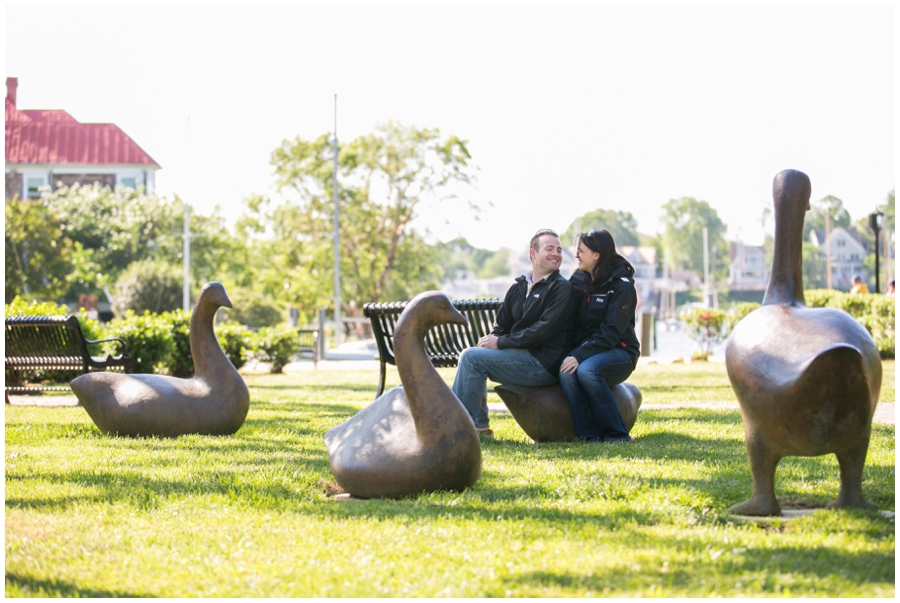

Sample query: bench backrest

[5,315,89,369]
[364,298,502,367]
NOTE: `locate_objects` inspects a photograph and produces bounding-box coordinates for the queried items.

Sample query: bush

[254,326,301,373]
[680,307,729,359]
[220,288,284,329]
[805,289,895,358]
[104,311,176,374]
[162,310,194,378]
[112,260,183,316]
[215,323,256,370]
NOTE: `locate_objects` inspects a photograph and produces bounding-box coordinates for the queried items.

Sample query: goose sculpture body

[71,282,250,438]
[324,291,482,498]
[725,170,882,516]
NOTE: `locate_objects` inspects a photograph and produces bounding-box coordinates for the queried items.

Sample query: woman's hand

[560,356,579,374]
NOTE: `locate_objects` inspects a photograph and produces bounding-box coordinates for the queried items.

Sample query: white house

[5,77,160,200]
[808,226,868,290]
[728,243,769,290]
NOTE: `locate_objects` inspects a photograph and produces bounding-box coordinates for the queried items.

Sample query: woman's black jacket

[566,266,641,368]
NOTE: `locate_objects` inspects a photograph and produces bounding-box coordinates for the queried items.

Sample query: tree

[42,183,240,301]
[659,197,727,281]
[562,208,640,246]
[239,121,477,319]
[5,197,73,303]
[803,195,852,242]
[802,242,828,291]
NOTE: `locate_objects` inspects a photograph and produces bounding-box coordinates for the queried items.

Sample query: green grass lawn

[5,361,895,597]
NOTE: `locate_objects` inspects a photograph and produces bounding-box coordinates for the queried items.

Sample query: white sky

[5,3,896,251]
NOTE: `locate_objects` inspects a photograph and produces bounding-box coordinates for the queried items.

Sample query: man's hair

[530,228,559,251]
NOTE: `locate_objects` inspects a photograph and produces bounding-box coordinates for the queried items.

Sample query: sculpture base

[495,382,642,442]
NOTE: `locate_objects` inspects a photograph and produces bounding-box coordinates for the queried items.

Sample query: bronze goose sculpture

[324,291,482,499]
[725,169,882,516]
[71,282,250,438]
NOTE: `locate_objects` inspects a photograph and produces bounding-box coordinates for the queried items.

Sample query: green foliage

[805,289,895,358]
[253,325,301,373]
[239,121,477,318]
[660,197,727,280]
[104,311,177,374]
[4,296,68,317]
[5,196,73,303]
[42,183,238,300]
[803,195,851,242]
[112,260,184,316]
[220,288,285,328]
[562,207,640,246]
[214,322,256,370]
[801,242,828,291]
[680,307,730,357]
[434,238,510,281]
[162,310,194,378]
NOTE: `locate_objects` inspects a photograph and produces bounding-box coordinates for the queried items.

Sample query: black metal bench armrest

[84,336,129,354]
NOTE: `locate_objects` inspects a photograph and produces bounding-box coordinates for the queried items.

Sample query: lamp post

[868,210,885,293]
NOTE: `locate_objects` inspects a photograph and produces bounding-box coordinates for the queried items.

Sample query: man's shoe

[477,427,494,437]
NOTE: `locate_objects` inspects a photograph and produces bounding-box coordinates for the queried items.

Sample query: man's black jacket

[491,270,574,374]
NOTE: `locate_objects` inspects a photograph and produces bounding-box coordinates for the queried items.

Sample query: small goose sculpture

[725,169,882,516]
[324,291,482,499]
[71,282,250,438]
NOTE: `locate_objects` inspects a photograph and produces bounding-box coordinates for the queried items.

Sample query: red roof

[5,95,160,168]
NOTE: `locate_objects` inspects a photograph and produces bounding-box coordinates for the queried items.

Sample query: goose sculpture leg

[70,282,250,438]
[323,291,482,499]
[725,170,882,516]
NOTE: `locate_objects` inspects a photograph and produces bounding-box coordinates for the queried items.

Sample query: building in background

[4,77,160,200]
[808,226,868,290]
[728,242,769,291]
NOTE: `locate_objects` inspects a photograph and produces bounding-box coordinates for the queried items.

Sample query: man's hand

[477,334,499,349]
[560,356,579,374]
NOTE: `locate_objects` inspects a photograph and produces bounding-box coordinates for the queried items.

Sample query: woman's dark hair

[577,228,634,286]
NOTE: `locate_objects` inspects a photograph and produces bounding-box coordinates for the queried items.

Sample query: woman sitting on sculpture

[559,229,641,442]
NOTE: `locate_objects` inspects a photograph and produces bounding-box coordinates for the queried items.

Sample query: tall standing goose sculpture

[71,282,250,438]
[725,169,882,516]
[324,291,482,499]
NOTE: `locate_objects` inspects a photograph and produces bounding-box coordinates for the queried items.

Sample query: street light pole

[869,210,884,293]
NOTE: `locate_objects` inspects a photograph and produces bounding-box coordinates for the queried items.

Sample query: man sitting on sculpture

[451,228,574,437]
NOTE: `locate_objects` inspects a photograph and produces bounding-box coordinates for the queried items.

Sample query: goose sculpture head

[725,170,882,516]
[71,281,250,438]
[324,290,482,499]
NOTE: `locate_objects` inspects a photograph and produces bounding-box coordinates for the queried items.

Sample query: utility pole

[825,209,832,290]
[183,115,191,311]
[332,95,341,350]
[702,227,710,307]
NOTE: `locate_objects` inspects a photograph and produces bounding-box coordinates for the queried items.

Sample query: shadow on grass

[5,573,145,597]
[503,537,895,595]
[6,404,895,521]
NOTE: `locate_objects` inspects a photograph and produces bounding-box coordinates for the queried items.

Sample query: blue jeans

[452,347,558,429]
[559,348,634,442]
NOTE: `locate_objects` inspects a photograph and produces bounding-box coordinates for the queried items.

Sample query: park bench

[5,315,135,400]
[363,298,503,398]
[297,328,319,368]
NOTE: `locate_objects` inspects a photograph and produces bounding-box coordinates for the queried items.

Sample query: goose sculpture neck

[190,287,227,377]
[391,306,436,423]
[763,169,811,308]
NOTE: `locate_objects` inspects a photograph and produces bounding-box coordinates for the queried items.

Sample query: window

[26,177,44,199]
[119,177,138,189]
